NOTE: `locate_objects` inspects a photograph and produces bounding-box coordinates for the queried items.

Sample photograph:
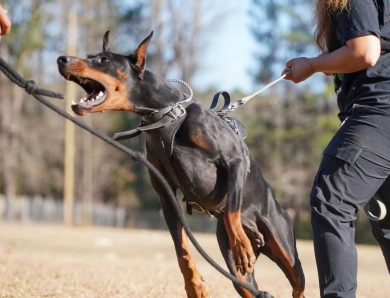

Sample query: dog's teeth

[71,100,76,105]
[99,91,103,96]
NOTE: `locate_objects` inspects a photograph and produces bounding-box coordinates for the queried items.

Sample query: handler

[283,0,390,297]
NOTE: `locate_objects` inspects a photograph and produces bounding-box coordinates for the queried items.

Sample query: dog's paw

[231,240,256,275]
[184,278,209,298]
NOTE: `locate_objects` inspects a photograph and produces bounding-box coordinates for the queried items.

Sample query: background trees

[0,0,373,242]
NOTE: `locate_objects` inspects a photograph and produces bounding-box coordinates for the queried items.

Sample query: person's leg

[310,146,390,298]
[370,220,390,272]
[369,176,390,272]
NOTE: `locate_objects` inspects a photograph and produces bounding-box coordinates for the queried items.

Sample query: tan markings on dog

[177,227,209,298]
[147,153,164,171]
[135,43,148,70]
[65,62,87,74]
[65,59,135,114]
[117,70,127,80]
[189,130,209,152]
[267,233,305,298]
[234,270,256,298]
[224,210,255,275]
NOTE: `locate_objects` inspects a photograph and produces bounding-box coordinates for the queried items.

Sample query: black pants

[310,106,390,298]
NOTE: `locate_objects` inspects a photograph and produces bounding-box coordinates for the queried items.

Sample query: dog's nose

[57,56,72,64]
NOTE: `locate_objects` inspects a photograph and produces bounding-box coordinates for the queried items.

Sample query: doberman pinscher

[57,31,305,298]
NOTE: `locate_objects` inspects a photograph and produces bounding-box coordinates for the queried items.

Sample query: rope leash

[0,57,266,297]
[0,58,64,99]
[226,69,292,112]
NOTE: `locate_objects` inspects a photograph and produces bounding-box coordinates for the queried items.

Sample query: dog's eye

[100,57,109,63]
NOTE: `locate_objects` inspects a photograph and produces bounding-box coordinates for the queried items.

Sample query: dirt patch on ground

[0,222,387,298]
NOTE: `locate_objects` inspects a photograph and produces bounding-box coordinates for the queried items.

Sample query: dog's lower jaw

[178,257,209,298]
[71,105,90,116]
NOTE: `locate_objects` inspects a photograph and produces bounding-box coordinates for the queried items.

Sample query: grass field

[0,222,388,298]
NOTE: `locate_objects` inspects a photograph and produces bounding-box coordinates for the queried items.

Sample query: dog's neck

[130,70,185,116]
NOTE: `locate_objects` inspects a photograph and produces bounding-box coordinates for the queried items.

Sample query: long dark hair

[314,0,350,51]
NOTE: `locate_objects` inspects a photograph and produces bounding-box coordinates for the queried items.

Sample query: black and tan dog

[57,31,305,298]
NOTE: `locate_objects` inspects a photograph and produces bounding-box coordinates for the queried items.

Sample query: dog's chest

[144,115,185,161]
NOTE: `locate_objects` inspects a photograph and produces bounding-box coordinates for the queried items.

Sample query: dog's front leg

[223,158,256,275]
[160,197,209,298]
[148,158,209,298]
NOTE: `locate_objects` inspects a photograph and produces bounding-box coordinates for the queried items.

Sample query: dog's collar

[113,99,195,141]
[133,92,191,117]
[133,78,194,117]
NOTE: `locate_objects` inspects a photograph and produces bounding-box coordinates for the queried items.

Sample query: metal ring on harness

[363,194,387,221]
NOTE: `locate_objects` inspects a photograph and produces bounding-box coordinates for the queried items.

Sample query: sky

[192,0,258,94]
[191,1,325,96]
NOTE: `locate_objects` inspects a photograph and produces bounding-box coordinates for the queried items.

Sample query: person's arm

[283,34,381,83]
[0,5,11,36]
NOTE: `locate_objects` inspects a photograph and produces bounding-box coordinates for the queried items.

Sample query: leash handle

[210,91,231,112]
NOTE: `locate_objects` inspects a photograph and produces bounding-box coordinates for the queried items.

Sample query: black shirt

[329,0,390,120]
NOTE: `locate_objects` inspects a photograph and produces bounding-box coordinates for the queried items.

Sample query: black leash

[0,57,265,297]
[0,58,64,99]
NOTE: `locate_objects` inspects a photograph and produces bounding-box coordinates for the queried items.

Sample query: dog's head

[57,31,153,116]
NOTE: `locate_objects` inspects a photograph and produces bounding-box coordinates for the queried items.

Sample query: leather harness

[113,92,248,216]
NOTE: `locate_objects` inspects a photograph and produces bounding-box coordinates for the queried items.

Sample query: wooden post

[63,9,77,225]
[82,115,93,225]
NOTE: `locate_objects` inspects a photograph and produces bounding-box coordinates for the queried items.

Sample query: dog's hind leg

[257,189,305,298]
[261,232,305,298]
[148,157,209,298]
[216,221,274,298]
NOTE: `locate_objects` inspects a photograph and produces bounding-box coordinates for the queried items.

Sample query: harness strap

[113,104,187,141]
[185,200,224,217]
[160,141,183,188]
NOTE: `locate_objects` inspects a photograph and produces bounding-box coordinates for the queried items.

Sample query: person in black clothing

[283,0,390,297]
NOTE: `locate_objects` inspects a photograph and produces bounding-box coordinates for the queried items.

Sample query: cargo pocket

[311,140,363,206]
[323,139,363,166]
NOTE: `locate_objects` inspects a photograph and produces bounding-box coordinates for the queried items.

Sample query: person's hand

[282,57,315,83]
[0,5,11,36]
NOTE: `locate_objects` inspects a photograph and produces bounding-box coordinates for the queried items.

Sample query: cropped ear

[130,31,153,79]
[102,30,110,52]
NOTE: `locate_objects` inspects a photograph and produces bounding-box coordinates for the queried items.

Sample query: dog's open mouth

[65,73,108,108]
